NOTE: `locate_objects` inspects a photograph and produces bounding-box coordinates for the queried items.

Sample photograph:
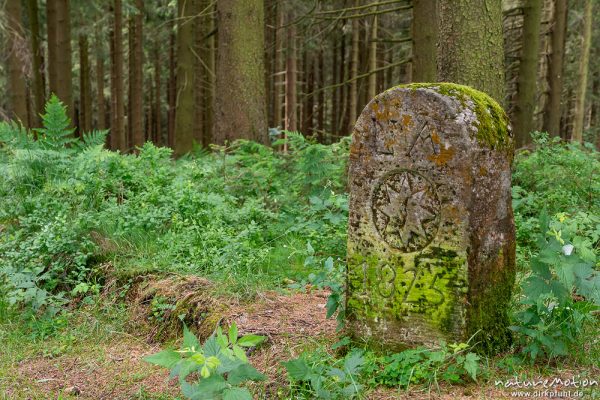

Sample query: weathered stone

[346,83,516,353]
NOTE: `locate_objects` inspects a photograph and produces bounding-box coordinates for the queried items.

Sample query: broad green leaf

[222,387,252,400]
[326,293,339,319]
[203,336,221,357]
[343,350,365,375]
[463,353,480,381]
[237,334,266,347]
[142,349,180,369]
[229,323,238,345]
[233,345,248,363]
[283,357,312,380]
[183,324,200,351]
[227,363,266,385]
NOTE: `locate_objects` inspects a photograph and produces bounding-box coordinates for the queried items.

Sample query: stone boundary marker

[346,83,516,353]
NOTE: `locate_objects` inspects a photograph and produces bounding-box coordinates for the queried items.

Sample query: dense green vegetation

[1,99,599,398]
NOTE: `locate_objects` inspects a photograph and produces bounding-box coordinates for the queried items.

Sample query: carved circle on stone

[371,169,441,252]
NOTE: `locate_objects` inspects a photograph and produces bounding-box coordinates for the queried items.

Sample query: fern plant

[33,94,77,151]
[0,94,107,154]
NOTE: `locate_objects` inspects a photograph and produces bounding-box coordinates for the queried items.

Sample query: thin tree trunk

[153,43,162,145]
[47,0,57,100]
[331,33,339,136]
[129,0,144,149]
[95,29,107,130]
[54,0,73,119]
[348,3,360,133]
[203,3,216,146]
[110,0,126,151]
[411,0,437,82]
[167,28,176,149]
[513,0,542,148]
[273,7,284,128]
[193,0,204,147]
[572,0,592,143]
[27,0,45,124]
[6,0,28,124]
[174,0,195,155]
[317,48,325,140]
[79,35,92,133]
[367,13,378,100]
[437,0,505,103]
[285,16,297,133]
[542,0,567,137]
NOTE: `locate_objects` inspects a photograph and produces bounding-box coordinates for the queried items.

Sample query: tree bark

[348,5,360,133]
[542,0,567,137]
[47,0,73,120]
[284,15,297,133]
[110,0,126,151]
[153,42,162,145]
[95,29,107,130]
[213,0,268,144]
[173,0,195,155]
[79,35,92,133]
[273,7,284,129]
[367,13,378,100]
[193,0,204,147]
[6,0,28,125]
[27,0,45,124]
[129,0,144,149]
[411,0,437,82]
[437,0,505,103]
[572,0,592,143]
[167,28,176,149]
[513,0,542,148]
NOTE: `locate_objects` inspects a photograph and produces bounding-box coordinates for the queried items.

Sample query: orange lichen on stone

[402,114,413,128]
[428,145,456,166]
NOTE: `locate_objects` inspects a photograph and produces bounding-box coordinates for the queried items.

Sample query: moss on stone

[393,83,512,153]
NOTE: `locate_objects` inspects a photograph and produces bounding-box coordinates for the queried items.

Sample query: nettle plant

[511,212,600,362]
[144,322,266,400]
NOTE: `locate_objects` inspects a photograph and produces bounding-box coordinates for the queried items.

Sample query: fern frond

[0,121,36,149]
[33,94,77,151]
[74,129,108,151]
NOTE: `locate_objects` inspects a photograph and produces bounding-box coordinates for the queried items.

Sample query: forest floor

[2,276,598,399]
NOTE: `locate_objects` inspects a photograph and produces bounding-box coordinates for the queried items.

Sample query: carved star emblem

[372,170,440,252]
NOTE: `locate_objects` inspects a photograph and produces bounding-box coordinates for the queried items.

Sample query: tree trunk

[331,33,339,136]
[411,0,437,82]
[110,0,126,151]
[348,5,360,133]
[284,16,297,133]
[95,29,107,130]
[542,0,567,137]
[572,0,592,143]
[214,0,268,144]
[27,0,45,124]
[79,35,92,133]
[193,0,204,147]
[437,0,505,103]
[167,28,176,149]
[203,1,216,146]
[317,48,325,140]
[47,0,73,120]
[129,0,144,149]
[367,13,378,100]
[173,0,195,155]
[153,43,162,145]
[273,7,284,128]
[513,0,542,148]
[6,0,28,125]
